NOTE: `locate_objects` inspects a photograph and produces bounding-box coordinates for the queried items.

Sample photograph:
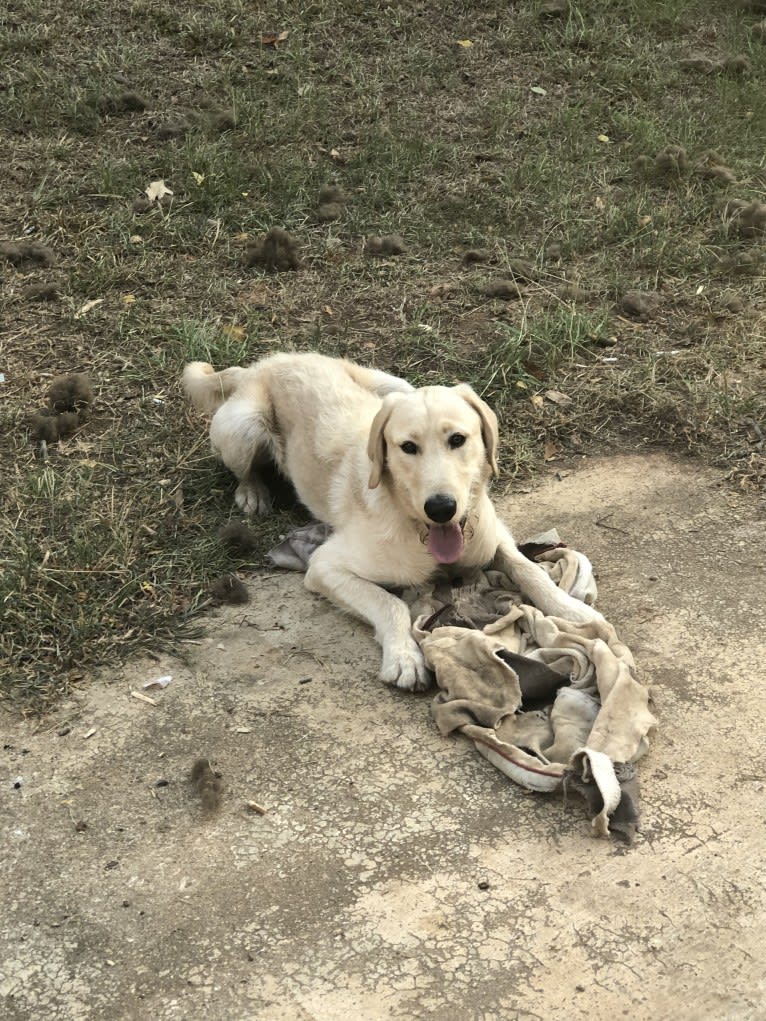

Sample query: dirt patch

[2,453,764,1020]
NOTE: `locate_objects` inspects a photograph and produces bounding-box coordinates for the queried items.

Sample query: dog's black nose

[424,494,457,524]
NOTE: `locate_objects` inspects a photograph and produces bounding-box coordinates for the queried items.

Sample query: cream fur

[183,352,602,691]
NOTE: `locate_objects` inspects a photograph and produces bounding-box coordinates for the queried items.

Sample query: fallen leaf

[456,39,473,47]
[122,294,136,305]
[145,179,173,203]
[531,394,545,409]
[261,29,289,46]
[429,282,455,300]
[243,282,271,307]
[597,134,610,143]
[74,298,104,319]
[222,324,246,341]
[192,172,206,185]
[544,440,559,461]
[129,234,143,244]
[530,85,547,96]
[544,389,572,405]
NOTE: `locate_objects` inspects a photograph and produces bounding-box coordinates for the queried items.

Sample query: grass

[1,0,765,708]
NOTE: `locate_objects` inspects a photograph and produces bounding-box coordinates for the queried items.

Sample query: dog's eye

[400,441,418,455]
[448,433,466,449]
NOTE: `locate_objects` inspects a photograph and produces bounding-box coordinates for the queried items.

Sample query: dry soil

[2,453,765,1021]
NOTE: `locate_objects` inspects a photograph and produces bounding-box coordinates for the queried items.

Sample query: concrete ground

[2,453,765,1021]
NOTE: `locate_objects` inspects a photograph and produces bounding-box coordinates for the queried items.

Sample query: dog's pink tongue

[427,523,464,564]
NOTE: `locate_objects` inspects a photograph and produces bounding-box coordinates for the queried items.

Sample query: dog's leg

[305,541,429,692]
[344,363,414,398]
[494,521,604,625]
[209,398,275,516]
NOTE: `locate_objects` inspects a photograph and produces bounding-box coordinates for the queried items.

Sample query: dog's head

[367,384,499,564]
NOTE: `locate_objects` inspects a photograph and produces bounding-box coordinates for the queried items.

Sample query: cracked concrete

[2,453,765,1020]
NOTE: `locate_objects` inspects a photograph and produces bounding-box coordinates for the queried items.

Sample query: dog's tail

[182,362,247,415]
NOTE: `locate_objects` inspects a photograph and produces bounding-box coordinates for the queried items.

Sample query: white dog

[183,352,601,691]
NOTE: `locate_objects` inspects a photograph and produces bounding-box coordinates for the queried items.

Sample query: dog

[183,352,602,691]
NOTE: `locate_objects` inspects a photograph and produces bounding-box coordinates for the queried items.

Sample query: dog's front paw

[380,641,431,692]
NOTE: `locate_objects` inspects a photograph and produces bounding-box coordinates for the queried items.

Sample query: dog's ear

[454,384,499,477]
[367,393,401,489]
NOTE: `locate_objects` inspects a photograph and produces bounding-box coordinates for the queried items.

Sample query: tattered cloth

[266,525,657,841]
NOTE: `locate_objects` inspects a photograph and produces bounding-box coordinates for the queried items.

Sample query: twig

[594,514,630,535]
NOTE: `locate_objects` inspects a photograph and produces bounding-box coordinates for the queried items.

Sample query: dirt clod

[317,184,346,223]
[0,241,57,268]
[245,228,301,271]
[365,235,407,257]
[722,199,766,237]
[679,53,751,75]
[698,163,737,184]
[101,91,148,113]
[482,278,526,300]
[190,759,222,813]
[558,282,590,302]
[218,522,259,554]
[209,574,250,605]
[48,374,93,413]
[317,202,344,222]
[156,119,191,141]
[319,185,345,205]
[209,109,236,133]
[538,0,569,17]
[462,248,493,265]
[722,249,765,274]
[29,409,81,443]
[720,291,745,314]
[620,290,662,319]
[131,197,153,214]
[507,258,537,282]
[20,282,60,302]
[723,54,751,73]
[636,146,690,180]
[679,54,719,73]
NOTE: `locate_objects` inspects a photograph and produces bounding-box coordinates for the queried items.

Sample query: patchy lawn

[1,0,765,706]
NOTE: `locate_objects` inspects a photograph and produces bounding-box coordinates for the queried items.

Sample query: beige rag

[408,537,657,841]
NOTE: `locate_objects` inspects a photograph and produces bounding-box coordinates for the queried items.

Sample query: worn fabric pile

[267,525,657,841]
